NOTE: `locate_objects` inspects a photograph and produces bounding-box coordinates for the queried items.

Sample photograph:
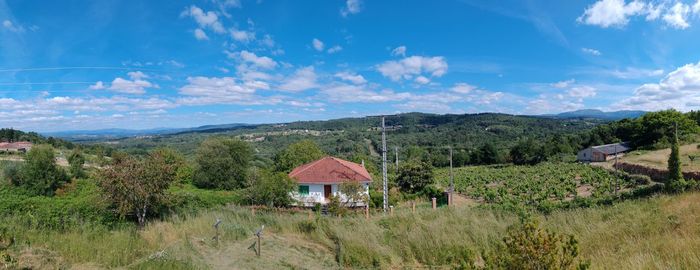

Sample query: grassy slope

[621,143,700,171]
[4,192,700,269]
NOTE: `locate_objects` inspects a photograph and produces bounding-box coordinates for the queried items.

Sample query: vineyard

[435,163,658,212]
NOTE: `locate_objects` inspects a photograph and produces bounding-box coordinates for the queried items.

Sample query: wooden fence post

[432,197,436,209]
[365,205,369,220]
[412,201,416,213]
[252,207,256,216]
[390,206,394,216]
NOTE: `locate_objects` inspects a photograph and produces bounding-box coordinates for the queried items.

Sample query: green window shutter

[299,185,309,195]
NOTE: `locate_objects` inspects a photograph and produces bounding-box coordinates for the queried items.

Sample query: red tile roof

[288,156,373,184]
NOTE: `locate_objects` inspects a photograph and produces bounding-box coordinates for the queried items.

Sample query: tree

[16,144,68,196]
[67,147,86,178]
[510,138,545,165]
[338,180,369,207]
[274,140,325,172]
[487,220,587,270]
[397,160,434,193]
[246,168,297,207]
[193,137,252,190]
[473,142,502,165]
[99,150,177,227]
[668,124,686,192]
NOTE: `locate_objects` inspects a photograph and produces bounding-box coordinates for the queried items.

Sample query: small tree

[397,160,434,193]
[510,138,545,165]
[668,124,686,192]
[99,150,177,227]
[246,168,296,207]
[17,144,68,196]
[338,181,368,207]
[193,137,252,190]
[67,147,86,178]
[487,220,587,270]
[274,140,325,172]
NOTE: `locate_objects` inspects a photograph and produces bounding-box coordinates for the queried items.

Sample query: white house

[577,142,631,162]
[289,156,372,207]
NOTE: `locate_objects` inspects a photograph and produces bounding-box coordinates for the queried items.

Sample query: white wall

[291,183,370,207]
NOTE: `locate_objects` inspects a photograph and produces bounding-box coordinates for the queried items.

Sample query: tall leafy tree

[193,137,252,190]
[668,124,686,192]
[245,168,297,207]
[99,150,177,227]
[274,140,324,172]
[17,144,68,196]
[510,138,545,165]
[67,147,86,178]
[397,160,434,193]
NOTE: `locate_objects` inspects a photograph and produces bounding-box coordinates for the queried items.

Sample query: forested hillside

[88,113,607,165]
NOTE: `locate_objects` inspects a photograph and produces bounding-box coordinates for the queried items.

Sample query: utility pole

[449,146,454,206]
[614,144,618,195]
[381,117,389,213]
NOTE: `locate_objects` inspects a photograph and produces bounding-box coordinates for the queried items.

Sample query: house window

[299,185,309,196]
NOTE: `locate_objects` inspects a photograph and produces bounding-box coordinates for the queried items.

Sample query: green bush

[486,220,587,270]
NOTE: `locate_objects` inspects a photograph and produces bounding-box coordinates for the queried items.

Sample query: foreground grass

[4,192,700,269]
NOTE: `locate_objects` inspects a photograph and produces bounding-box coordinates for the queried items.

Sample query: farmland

[435,163,658,211]
[621,143,700,172]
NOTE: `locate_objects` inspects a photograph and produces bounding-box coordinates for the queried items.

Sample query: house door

[324,185,332,199]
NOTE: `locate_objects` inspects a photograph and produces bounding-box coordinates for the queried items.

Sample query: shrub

[244,168,296,207]
[16,144,69,196]
[487,220,587,270]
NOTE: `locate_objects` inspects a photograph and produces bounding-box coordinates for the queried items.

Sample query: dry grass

[622,143,700,171]
[5,193,700,269]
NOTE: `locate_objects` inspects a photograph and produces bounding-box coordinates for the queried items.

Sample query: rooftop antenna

[381,116,388,213]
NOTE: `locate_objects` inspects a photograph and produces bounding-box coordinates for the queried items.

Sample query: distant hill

[44,124,250,141]
[89,112,609,160]
[542,109,646,120]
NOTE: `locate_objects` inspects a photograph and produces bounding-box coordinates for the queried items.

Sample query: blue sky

[1,0,700,132]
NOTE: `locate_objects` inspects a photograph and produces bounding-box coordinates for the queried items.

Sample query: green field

[435,163,656,211]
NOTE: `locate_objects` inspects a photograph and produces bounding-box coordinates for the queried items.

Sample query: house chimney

[361,159,365,168]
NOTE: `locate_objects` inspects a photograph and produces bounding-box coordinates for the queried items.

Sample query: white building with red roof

[288,156,372,207]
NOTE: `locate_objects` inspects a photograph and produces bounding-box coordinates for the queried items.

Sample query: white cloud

[567,86,597,98]
[663,2,691,29]
[178,76,278,105]
[194,28,209,40]
[606,67,664,79]
[278,66,318,92]
[391,46,407,57]
[89,81,105,90]
[341,0,362,17]
[230,28,255,43]
[578,0,699,29]
[451,83,477,94]
[376,55,448,81]
[577,0,647,28]
[581,47,602,56]
[321,83,410,103]
[2,20,24,33]
[108,71,157,94]
[551,79,575,89]
[239,50,278,69]
[334,71,367,84]
[182,5,225,36]
[312,38,325,51]
[616,61,700,111]
[327,45,343,54]
[414,76,430,84]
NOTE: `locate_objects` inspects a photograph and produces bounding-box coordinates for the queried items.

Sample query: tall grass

[3,193,700,269]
